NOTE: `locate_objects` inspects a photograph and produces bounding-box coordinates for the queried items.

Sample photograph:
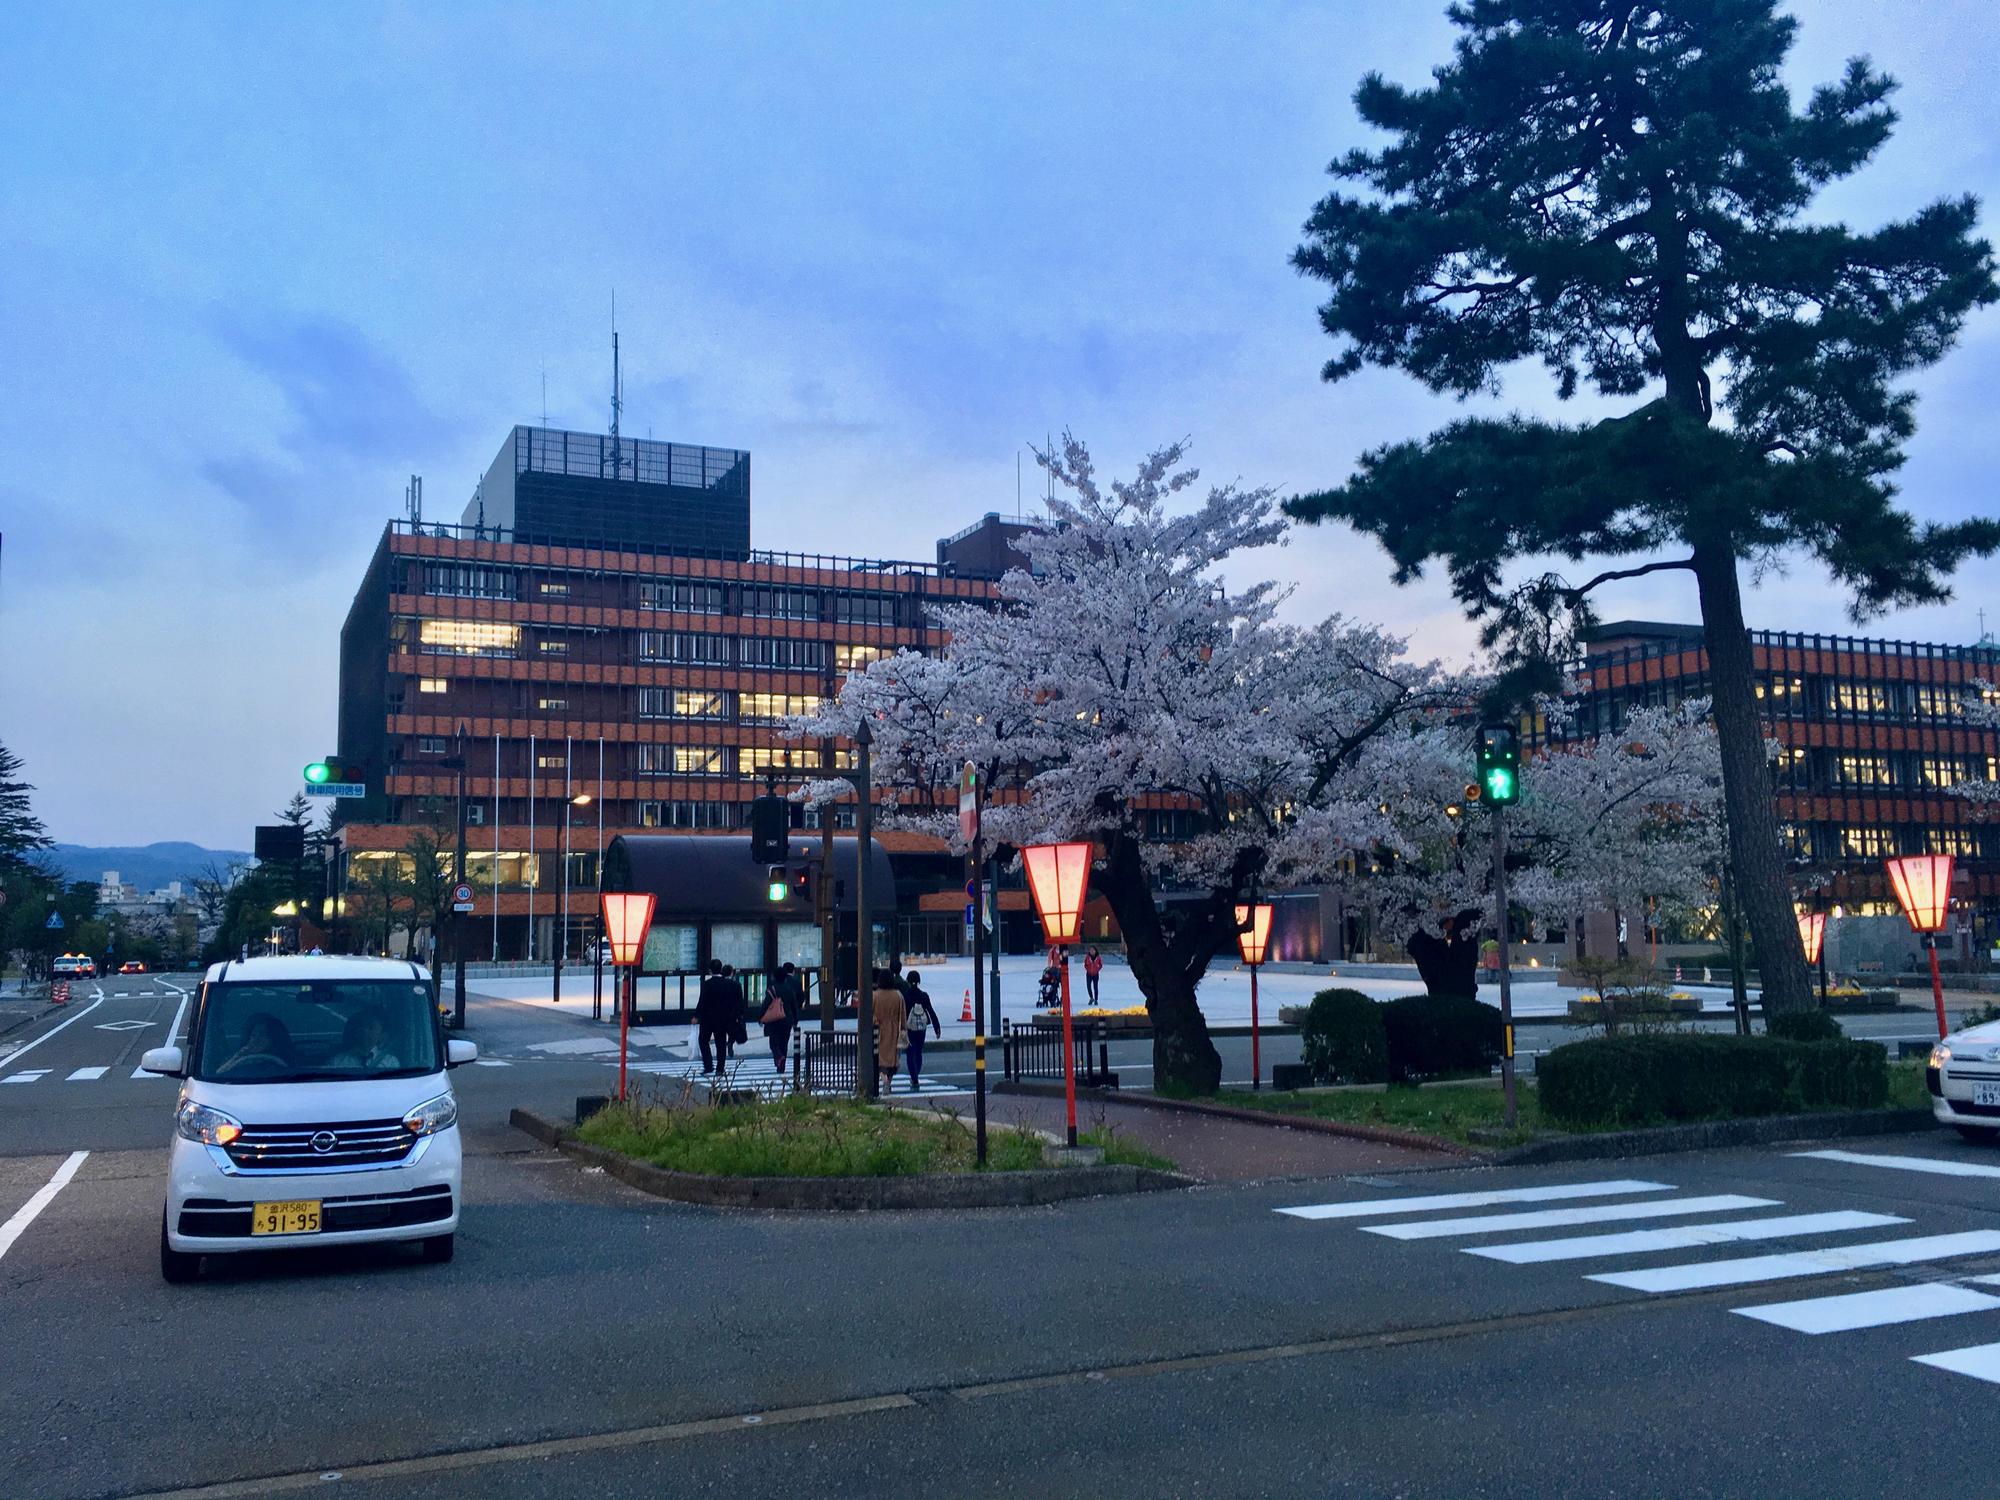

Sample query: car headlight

[1930,1044,1953,1068]
[175,1100,244,1146]
[403,1094,458,1136]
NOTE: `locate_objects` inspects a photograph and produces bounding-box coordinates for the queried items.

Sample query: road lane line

[1467,1211,1909,1264]
[161,985,192,1048]
[1277,1179,1673,1221]
[0,997,106,1069]
[65,1066,109,1082]
[1588,1230,2000,1293]
[1790,1148,2000,1180]
[3,1071,50,1084]
[1734,1283,2000,1334]
[1365,1193,1777,1240]
[0,1150,88,1263]
[1913,1341,2000,1384]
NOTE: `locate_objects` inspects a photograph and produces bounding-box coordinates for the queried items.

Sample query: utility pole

[818,804,835,1033]
[852,720,874,1102]
[452,722,470,1031]
[963,763,987,1164]
[1491,804,1516,1129]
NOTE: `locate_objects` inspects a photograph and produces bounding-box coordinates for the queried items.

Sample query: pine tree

[1287,0,1999,1012]
[0,741,53,873]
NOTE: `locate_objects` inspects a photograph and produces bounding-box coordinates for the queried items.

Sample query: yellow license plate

[251,1200,322,1235]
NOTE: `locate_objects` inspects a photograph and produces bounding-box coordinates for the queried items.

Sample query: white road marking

[131,1066,170,1080]
[0,998,106,1070]
[1364,1194,1778,1241]
[64,1067,108,1082]
[0,1150,88,1263]
[1912,1342,2000,1384]
[1277,1180,1674,1222]
[160,985,192,1050]
[1734,1283,2000,1334]
[2,1071,51,1085]
[1589,1231,2000,1293]
[1790,1149,2000,1181]
[1468,1211,1910,1265]
[472,1059,511,1067]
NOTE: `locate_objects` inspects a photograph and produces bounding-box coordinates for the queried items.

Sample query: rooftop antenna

[405,474,422,526]
[541,364,548,428]
[608,293,624,480]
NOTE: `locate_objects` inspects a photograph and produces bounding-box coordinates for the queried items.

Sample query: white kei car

[1928,1016,2000,1143]
[143,955,476,1281]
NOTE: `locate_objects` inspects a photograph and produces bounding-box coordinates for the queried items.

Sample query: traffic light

[750,793,789,863]
[1475,724,1521,807]
[790,863,812,903]
[765,865,789,903]
[303,756,362,786]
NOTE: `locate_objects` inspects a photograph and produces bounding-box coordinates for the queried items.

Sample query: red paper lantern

[1796,910,1826,966]
[1234,903,1275,965]
[1022,842,1092,944]
[599,891,657,967]
[1885,854,1954,935]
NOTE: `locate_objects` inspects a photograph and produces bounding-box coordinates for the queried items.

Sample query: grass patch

[577,1094,1052,1177]
[1217,1080,1544,1147]
[1886,1059,1929,1111]
[1079,1126,1177,1172]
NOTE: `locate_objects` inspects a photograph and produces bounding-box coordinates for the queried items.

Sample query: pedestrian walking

[694,960,734,1075]
[761,962,803,1071]
[721,965,747,1063]
[871,967,905,1097]
[902,969,940,1090]
[1083,946,1104,1006]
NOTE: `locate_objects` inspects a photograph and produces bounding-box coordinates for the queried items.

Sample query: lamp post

[554,791,591,1005]
[1886,853,1955,1040]
[1797,907,1827,997]
[1234,902,1274,1090]
[450,722,470,1030]
[1023,840,1091,1148]
[600,890,656,1101]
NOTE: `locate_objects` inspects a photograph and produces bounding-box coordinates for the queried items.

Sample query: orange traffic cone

[960,989,974,1024]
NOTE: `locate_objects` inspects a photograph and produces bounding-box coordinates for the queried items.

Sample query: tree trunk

[1407,918,1480,1001]
[1097,834,1222,1094]
[1691,542,1815,1014]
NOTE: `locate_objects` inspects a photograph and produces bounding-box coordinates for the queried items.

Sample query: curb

[1488,1107,1939,1165]
[991,1081,1475,1158]
[0,1001,60,1045]
[508,1107,1195,1210]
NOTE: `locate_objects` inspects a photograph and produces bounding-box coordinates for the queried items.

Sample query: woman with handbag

[760,964,802,1071]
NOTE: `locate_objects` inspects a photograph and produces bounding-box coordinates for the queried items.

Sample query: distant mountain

[48,842,254,893]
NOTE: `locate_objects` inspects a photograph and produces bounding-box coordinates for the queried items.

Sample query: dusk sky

[4,2,1997,849]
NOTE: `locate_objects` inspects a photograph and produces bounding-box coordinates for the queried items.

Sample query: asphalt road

[5,986,1999,1498]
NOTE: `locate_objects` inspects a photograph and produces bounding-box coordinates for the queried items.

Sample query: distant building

[333,424,1027,960]
[1560,620,2000,923]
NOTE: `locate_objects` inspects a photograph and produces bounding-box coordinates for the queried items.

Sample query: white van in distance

[142,955,476,1281]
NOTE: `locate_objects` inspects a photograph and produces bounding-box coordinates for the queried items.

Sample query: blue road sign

[45,912,63,930]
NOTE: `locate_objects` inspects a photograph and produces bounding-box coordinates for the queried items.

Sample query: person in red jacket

[1083,946,1105,1006]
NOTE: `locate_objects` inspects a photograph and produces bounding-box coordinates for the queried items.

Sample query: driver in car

[216,1014,294,1077]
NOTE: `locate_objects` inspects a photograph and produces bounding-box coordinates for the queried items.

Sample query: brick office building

[333,425,1026,960]
[1561,622,2000,935]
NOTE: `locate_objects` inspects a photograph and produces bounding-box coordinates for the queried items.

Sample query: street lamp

[555,790,592,1006]
[599,890,656,1101]
[1022,841,1091,1148]
[1796,909,1826,966]
[1886,853,1955,1039]
[1234,902,1274,1091]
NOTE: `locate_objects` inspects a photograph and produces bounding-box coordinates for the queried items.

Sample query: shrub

[1765,1009,1843,1043]
[1381,994,1503,1081]
[1299,987,1389,1086]
[1537,1035,1888,1128]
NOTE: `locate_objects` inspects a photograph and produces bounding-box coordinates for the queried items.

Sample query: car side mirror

[446,1039,478,1067]
[139,1046,185,1077]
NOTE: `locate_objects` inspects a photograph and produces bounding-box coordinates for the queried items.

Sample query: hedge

[1299,988,1389,1085]
[1764,1009,1844,1043]
[1381,994,1504,1082]
[1537,1035,1888,1128]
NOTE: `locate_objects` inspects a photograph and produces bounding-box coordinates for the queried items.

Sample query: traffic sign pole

[964,763,987,1167]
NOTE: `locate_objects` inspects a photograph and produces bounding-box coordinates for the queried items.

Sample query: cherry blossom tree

[792,435,1465,1093]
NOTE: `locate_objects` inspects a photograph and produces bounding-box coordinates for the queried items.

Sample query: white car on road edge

[143,954,475,1281]
[1929,1016,2000,1143]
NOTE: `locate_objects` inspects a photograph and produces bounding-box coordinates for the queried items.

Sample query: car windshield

[193,980,441,1083]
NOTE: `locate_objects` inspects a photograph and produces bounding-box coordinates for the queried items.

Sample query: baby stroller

[1037,962,1062,1010]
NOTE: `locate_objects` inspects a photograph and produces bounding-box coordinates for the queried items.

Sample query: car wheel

[1955,1125,2000,1145]
[160,1214,200,1283]
[420,1233,455,1264]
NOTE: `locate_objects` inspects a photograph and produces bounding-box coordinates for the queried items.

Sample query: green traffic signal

[766,865,789,902]
[1482,763,1518,805]
[1475,724,1522,807]
[304,761,332,785]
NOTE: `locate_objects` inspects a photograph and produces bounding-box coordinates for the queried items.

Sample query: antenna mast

[405,474,422,526]
[608,293,624,480]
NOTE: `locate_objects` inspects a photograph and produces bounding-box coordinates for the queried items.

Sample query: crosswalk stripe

[1588,1230,2000,1293]
[1277,1179,1673,1222]
[1734,1283,2000,1334]
[1364,1194,1779,1241]
[1790,1149,2000,1181]
[1467,1211,1910,1265]
[1912,1342,2000,1384]
[2,1071,50,1085]
[65,1067,108,1082]
[472,1059,512,1067]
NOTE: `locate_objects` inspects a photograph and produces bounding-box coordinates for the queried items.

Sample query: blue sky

[4,2,1997,847]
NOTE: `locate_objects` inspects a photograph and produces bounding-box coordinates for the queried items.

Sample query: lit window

[418,678,449,694]
[1926,828,1976,856]
[537,639,570,655]
[638,801,664,828]
[419,619,520,657]
[740,746,847,778]
[672,746,726,776]
[1828,683,1891,715]
[1920,757,1968,787]
[538,581,570,597]
[835,644,885,673]
[1837,826,1895,858]
[537,755,567,770]
[537,697,568,712]
[1912,685,1964,718]
[1835,754,1893,787]
[638,688,729,720]
[739,692,821,724]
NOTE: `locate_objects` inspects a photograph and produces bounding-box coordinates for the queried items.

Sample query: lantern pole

[1058,944,1077,1148]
